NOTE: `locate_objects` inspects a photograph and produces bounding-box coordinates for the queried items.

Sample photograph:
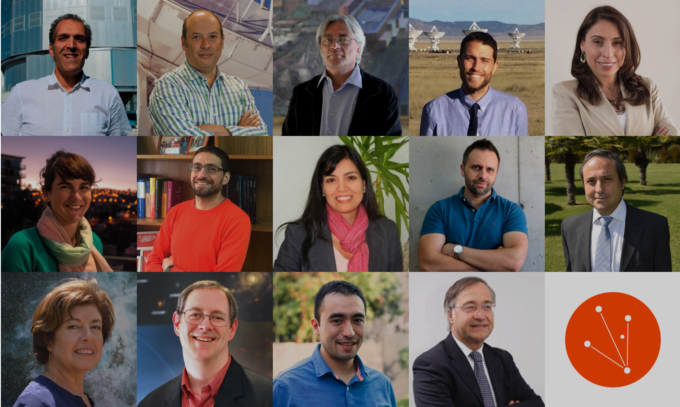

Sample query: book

[137,180,145,218]
[167,180,183,213]
[145,180,150,220]
[162,180,168,218]
[154,178,164,219]
[149,177,156,220]
[137,231,159,272]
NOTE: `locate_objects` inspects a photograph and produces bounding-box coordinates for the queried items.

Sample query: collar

[451,332,485,360]
[183,60,224,85]
[181,354,232,401]
[311,343,366,381]
[318,64,363,90]
[47,70,90,93]
[592,198,627,224]
[456,186,497,204]
[458,86,494,112]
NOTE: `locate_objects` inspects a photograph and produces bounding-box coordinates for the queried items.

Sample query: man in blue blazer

[413,277,544,407]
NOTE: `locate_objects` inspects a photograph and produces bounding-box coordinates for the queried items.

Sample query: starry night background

[137,272,273,403]
[1,272,137,406]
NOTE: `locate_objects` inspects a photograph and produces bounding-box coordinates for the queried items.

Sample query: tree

[545,137,588,205]
[620,137,670,185]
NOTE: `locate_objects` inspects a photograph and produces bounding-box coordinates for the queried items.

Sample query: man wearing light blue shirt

[1,14,132,136]
[420,32,528,136]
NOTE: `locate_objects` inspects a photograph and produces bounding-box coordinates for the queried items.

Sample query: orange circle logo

[565,292,661,387]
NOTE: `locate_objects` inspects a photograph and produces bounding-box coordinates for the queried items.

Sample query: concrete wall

[409,137,545,271]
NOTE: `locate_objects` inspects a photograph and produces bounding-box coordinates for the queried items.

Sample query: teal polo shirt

[420,187,527,249]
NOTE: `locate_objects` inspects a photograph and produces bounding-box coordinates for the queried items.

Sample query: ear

[222,172,230,187]
[456,54,461,66]
[227,318,238,341]
[362,180,366,193]
[460,163,465,178]
[181,36,187,50]
[43,190,51,205]
[311,318,321,337]
[580,40,585,53]
[447,308,455,325]
[45,334,53,352]
[621,178,626,191]
[173,312,181,337]
[49,43,55,58]
[491,60,499,75]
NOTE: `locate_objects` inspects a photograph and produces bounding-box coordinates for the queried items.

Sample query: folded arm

[650,79,679,136]
[223,81,268,136]
[145,221,174,272]
[418,233,482,271]
[448,231,528,272]
[148,80,217,136]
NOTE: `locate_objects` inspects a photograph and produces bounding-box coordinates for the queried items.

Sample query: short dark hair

[443,277,496,331]
[176,280,238,323]
[40,150,99,207]
[182,9,224,41]
[460,32,498,62]
[194,145,230,173]
[462,139,501,167]
[314,280,367,325]
[49,14,92,55]
[579,149,628,195]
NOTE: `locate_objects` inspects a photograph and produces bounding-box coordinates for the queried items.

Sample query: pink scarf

[326,203,370,272]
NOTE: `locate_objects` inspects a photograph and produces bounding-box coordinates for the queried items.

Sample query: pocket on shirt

[81,112,109,135]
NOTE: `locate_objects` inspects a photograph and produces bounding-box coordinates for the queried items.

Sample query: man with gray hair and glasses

[282,14,401,135]
[561,149,671,271]
[413,277,544,407]
[139,280,271,406]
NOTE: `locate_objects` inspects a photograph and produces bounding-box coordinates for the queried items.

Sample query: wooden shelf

[137,217,272,232]
[137,154,272,160]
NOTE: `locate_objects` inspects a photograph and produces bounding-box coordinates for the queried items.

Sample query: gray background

[409,136,545,271]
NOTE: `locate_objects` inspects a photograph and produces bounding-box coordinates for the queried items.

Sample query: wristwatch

[163,265,174,272]
[453,245,464,260]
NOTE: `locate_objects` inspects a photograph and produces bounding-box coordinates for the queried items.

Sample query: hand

[442,243,457,257]
[162,255,174,271]
[238,110,261,127]
[508,401,520,406]
[652,126,667,136]
[197,124,233,136]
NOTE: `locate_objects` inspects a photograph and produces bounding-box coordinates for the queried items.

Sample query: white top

[333,246,349,272]
[590,199,627,272]
[617,110,627,134]
[451,332,498,407]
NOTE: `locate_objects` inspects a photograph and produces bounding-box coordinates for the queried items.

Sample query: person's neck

[319,346,355,382]
[452,331,483,352]
[326,64,356,91]
[45,361,86,395]
[463,186,492,209]
[595,198,622,217]
[462,83,490,102]
[195,193,224,210]
[62,222,80,247]
[340,209,357,226]
[595,75,618,94]
[54,69,83,92]
[193,63,218,88]
[184,353,230,394]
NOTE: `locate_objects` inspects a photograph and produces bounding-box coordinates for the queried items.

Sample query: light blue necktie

[471,351,496,407]
[594,216,613,272]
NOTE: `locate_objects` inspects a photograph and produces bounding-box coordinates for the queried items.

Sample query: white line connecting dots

[584,306,632,374]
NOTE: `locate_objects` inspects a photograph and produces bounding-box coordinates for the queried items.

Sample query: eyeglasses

[321,37,356,46]
[456,304,495,314]
[180,311,232,327]
[189,164,224,174]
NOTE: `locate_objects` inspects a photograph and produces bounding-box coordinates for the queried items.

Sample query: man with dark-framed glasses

[282,14,401,135]
[145,145,251,271]
[139,280,272,406]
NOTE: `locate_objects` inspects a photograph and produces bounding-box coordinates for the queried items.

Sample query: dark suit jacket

[413,335,544,407]
[273,217,402,271]
[138,358,272,407]
[561,202,672,271]
[281,68,402,136]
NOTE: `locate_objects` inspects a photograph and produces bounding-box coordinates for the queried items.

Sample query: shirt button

[330,113,333,115]
[472,209,476,212]
[346,387,349,391]
[67,129,70,132]
[66,110,69,113]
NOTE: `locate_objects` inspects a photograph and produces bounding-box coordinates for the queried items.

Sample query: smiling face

[312,293,365,363]
[49,19,88,79]
[581,20,626,84]
[47,304,103,375]
[460,149,498,198]
[191,152,228,198]
[458,41,498,95]
[323,158,366,225]
[173,288,237,364]
[320,22,360,73]
[182,11,224,77]
[449,283,495,350]
[43,175,92,229]
[583,156,625,216]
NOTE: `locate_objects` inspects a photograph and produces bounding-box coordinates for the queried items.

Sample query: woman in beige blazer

[552,6,677,136]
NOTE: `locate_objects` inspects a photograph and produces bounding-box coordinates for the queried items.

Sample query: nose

[330,40,341,50]
[337,179,349,191]
[81,326,94,341]
[595,179,605,193]
[602,42,612,57]
[341,320,355,337]
[200,37,210,49]
[70,189,83,202]
[473,306,486,319]
[197,315,214,329]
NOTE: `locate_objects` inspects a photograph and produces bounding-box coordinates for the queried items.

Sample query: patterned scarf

[326,203,370,272]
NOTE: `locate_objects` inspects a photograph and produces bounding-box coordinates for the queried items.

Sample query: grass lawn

[545,163,680,271]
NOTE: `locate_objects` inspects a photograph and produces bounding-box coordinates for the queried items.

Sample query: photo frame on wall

[157,136,190,155]
[186,135,211,156]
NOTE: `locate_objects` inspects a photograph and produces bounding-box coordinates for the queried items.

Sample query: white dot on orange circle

[584,341,591,347]
[596,306,602,312]
[624,367,631,374]
[625,315,631,321]
[620,335,625,339]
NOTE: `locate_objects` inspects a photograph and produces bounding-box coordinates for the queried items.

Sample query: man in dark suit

[413,277,544,407]
[281,14,401,136]
[139,281,272,407]
[561,150,672,272]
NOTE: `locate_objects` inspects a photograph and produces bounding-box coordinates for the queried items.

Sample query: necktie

[594,216,613,272]
[470,351,495,407]
[467,103,480,136]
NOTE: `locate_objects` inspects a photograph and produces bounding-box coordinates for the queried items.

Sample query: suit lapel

[304,77,324,136]
[309,223,337,271]
[594,87,625,135]
[165,375,182,407]
[215,358,245,407]
[348,69,379,135]
[577,212,593,271]
[621,84,642,136]
[620,203,642,272]
[483,345,505,406]
[445,335,485,405]
[367,221,383,271]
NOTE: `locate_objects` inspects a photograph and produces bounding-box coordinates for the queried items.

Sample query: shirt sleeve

[224,79,268,136]
[148,78,215,137]
[1,231,35,272]
[516,100,529,136]
[272,379,293,407]
[419,101,436,136]
[214,211,251,271]
[420,201,446,236]
[107,87,132,136]
[503,202,528,236]
[1,85,23,136]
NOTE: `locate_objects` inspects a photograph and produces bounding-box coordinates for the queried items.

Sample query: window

[112,6,128,21]
[90,6,106,21]
[13,16,24,32]
[28,11,41,28]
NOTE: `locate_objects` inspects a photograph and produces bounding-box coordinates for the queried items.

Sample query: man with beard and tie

[418,139,528,271]
[145,146,251,271]
[419,32,528,136]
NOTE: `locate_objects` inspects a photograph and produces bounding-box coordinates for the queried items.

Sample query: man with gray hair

[561,149,671,271]
[282,14,401,135]
[413,277,544,407]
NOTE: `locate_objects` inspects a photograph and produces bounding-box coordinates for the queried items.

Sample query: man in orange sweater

[146,146,251,271]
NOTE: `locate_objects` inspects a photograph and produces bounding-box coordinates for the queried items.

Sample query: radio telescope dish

[409,24,424,51]
[508,27,526,50]
[426,26,445,51]
[462,21,488,36]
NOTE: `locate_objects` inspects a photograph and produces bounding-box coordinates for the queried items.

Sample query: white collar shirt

[590,199,627,272]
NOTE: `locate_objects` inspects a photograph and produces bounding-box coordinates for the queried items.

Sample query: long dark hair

[571,6,649,107]
[277,145,383,268]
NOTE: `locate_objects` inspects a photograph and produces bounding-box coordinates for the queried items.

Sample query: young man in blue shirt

[418,139,529,271]
[273,281,397,407]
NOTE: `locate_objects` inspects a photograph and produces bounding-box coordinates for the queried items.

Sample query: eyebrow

[590,35,623,40]
[328,312,365,319]
[58,181,91,186]
[185,307,227,314]
[64,318,102,324]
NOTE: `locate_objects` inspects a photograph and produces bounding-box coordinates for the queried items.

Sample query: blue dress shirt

[420,187,528,249]
[2,72,132,136]
[273,344,397,407]
[318,64,362,136]
[420,87,528,136]
[13,375,95,407]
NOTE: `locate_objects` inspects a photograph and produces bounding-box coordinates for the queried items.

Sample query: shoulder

[361,69,395,94]
[553,80,579,95]
[282,222,307,239]
[220,199,250,222]
[292,75,321,94]
[562,210,591,230]
[489,88,526,110]
[427,196,454,214]
[6,228,40,246]
[11,75,50,92]
[424,90,461,110]
[371,217,398,236]
[241,365,273,391]
[138,375,181,406]
[82,76,119,93]
[627,204,668,224]
[362,364,393,386]
[494,194,524,214]
[14,379,54,406]
[154,64,190,87]
[484,342,515,362]
[274,355,315,383]
[92,232,103,251]
[220,74,247,88]
[414,339,448,366]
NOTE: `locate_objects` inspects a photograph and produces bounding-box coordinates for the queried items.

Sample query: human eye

[463,305,475,312]
[211,314,226,322]
[325,178,335,183]
[91,325,102,330]
[348,175,357,180]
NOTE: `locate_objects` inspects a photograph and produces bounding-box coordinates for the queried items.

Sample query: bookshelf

[137,137,273,271]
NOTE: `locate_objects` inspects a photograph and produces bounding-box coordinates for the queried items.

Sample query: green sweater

[1,227,103,272]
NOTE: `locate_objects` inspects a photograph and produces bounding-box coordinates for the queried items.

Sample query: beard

[460,69,493,94]
[192,178,222,198]
[464,172,494,197]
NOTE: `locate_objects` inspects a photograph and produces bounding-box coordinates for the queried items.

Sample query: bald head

[182,9,223,41]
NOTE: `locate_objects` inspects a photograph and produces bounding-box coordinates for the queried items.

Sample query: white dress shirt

[451,332,498,407]
[590,199,627,272]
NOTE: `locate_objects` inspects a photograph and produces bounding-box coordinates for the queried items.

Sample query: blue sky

[411,0,545,25]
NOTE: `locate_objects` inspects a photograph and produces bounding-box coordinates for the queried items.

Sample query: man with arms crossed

[420,32,528,136]
[274,281,397,406]
[146,146,251,271]
[149,9,267,136]
[413,277,544,407]
[561,149,671,271]
[2,14,131,136]
[418,139,528,271]
[139,280,271,406]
